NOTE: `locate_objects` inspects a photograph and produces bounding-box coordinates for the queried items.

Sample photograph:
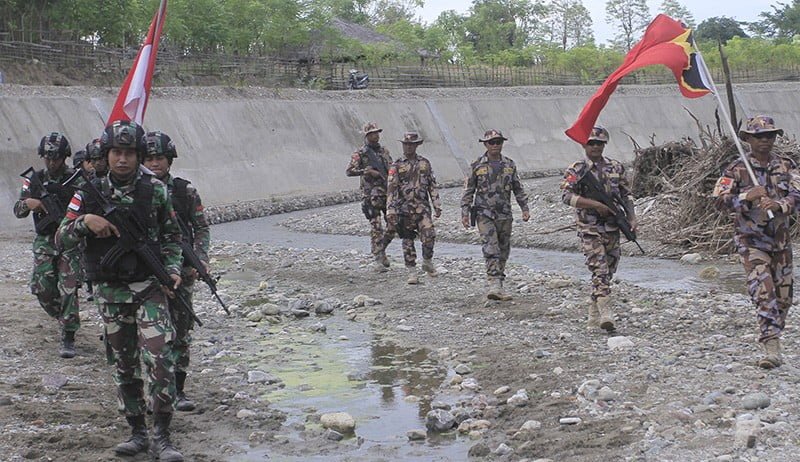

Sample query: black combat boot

[151,412,184,462]
[114,415,149,455]
[174,372,196,412]
[59,330,76,359]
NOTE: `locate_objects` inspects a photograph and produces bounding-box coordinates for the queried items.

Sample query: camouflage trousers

[98,282,177,416]
[30,250,81,332]
[369,211,396,256]
[477,216,512,279]
[169,281,195,374]
[739,246,793,343]
[580,231,621,301]
[399,212,436,267]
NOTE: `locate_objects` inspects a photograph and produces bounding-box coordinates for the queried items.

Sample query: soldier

[386,132,442,284]
[13,132,82,358]
[57,120,185,461]
[461,129,530,301]
[346,122,396,272]
[713,115,800,369]
[87,137,108,178]
[72,149,94,173]
[560,127,635,332]
[142,130,210,412]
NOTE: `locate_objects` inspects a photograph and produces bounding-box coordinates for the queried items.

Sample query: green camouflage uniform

[58,170,182,416]
[346,143,396,256]
[386,154,442,267]
[14,167,82,333]
[165,174,210,374]
[461,153,529,280]
[561,157,633,301]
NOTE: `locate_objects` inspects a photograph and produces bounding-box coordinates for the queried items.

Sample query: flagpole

[690,40,773,219]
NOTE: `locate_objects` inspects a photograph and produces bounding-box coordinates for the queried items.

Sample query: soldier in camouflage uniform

[57,121,185,461]
[713,115,800,369]
[72,149,93,172]
[87,137,108,178]
[13,132,82,358]
[142,130,211,412]
[461,129,530,301]
[346,122,396,272]
[386,132,442,284]
[561,127,636,333]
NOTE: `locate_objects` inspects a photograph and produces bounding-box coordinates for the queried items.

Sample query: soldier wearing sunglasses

[461,129,530,301]
[561,126,635,333]
[713,115,800,370]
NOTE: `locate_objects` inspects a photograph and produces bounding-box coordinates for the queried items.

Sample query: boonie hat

[478,129,508,143]
[587,126,610,143]
[363,122,383,135]
[399,132,424,144]
[739,115,784,137]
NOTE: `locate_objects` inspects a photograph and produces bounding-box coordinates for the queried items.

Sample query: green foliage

[756,0,800,39]
[698,36,800,68]
[605,0,650,51]
[695,16,749,44]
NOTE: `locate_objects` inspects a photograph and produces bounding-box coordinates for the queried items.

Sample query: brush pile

[632,128,800,255]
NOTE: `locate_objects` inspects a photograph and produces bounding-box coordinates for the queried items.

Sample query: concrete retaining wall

[2,82,799,232]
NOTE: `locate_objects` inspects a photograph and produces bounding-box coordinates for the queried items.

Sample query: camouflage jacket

[460,153,529,220]
[713,153,800,252]
[346,143,392,204]
[57,170,183,303]
[165,174,211,265]
[14,166,78,256]
[386,155,442,217]
[561,156,634,235]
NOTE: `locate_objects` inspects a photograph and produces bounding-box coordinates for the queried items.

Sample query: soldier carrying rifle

[561,126,637,333]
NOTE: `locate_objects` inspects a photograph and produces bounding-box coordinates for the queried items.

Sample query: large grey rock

[314,301,334,314]
[742,393,771,410]
[425,409,456,432]
[607,336,635,350]
[321,412,356,434]
[680,253,703,264]
[507,389,529,407]
[248,370,280,384]
[407,429,426,441]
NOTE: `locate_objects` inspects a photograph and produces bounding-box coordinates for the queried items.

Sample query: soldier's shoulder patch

[564,172,579,185]
[388,167,397,176]
[712,176,734,197]
[65,193,83,220]
[351,152,361,161]
[475,166,489,175]
[21,177,30,191]
[398,164,411,173]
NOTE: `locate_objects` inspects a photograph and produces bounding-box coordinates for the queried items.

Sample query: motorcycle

[348,69,369,90]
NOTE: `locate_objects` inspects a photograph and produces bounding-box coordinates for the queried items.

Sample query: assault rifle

[360,146,388,220]
[577,170,644,254]
[20,167,69,234]
[174,214,229,315]
[63,169,203,326]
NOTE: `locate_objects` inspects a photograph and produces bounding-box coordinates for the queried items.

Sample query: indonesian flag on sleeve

[565,14,712,145]
[66,193,83,220]
[106,0,167,125]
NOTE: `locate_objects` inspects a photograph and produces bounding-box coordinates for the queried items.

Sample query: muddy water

[212,209,745,295]
[213,208,748,460]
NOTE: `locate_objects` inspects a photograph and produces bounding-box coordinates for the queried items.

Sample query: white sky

[417,0,777,45]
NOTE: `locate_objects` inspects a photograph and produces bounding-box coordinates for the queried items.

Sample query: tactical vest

[170,177,194,245]
[83,175,162,282]
[29,169,75,236]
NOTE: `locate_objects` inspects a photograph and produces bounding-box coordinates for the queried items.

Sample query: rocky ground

[2,177,800,462]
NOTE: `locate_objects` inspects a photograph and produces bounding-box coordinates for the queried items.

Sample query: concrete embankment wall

[2,82,799,232]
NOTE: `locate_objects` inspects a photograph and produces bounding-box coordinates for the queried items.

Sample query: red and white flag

[106,0,167,126]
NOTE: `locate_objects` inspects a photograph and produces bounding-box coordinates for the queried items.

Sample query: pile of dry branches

[633,125,800,254]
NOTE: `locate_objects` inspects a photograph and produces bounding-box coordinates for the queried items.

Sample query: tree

[695,16,748,44]
[370,0,423,25]
[755,0,800,39]
[605,0,650,51]
[545,0,594,50]
[658,0,694,28]
[463,0,548,54]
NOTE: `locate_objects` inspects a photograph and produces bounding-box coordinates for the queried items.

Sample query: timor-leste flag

[565,14,712,144]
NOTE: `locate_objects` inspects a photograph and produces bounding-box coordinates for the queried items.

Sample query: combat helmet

[86,138,102,160]
[100,120,146,157]
[38,132,71,159]
[142,131,177,163]
[72,150,87,169]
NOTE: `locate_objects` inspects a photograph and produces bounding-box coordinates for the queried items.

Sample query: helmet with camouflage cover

[38,132,71,159]
[72,150,87,168]
[587,126,609,143]
[86,138,102,160]
[100,120,145,157]
[739,115,784,138]
[142,131,177,163]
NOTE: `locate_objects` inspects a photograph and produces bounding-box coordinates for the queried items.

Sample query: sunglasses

[586,140,607,146]
[751,132,777,140]
[486,139,504,146]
